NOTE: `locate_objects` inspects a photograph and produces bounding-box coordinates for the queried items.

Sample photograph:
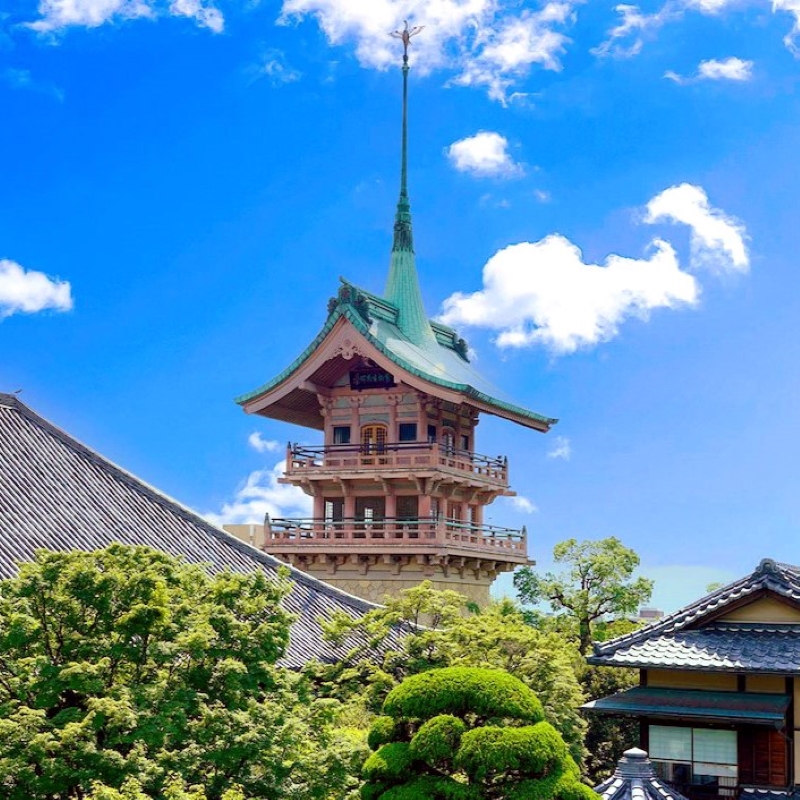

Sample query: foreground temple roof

[0,392,396,668]
[589,558,800,673]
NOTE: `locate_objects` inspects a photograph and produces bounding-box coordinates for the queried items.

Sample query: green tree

[579,666,639,785]
[361,666,596,800]
[316,584,587,764]
[514,537,654,654]
[0,545,365,800]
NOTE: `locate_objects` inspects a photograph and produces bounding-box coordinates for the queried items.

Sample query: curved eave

[236,305,557,432]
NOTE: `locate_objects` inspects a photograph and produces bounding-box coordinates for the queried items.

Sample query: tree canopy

[514,537,654,654]
[0,545,365,800]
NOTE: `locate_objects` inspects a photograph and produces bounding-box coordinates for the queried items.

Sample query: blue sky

[2,0,800,612]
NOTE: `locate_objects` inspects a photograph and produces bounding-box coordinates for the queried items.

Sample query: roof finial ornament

[388,20,423,255]
[391,19,424,63]
[383,19,436,346]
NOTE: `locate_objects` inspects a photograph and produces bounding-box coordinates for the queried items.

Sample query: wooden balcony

[284,442,509,487]
[263,515,527,564]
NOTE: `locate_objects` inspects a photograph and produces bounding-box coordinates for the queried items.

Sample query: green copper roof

[583,687,790,728]
[383,41,437,348]
[236,283,556,429]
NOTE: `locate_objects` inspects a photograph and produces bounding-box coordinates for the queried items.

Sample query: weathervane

[391,20,424,64]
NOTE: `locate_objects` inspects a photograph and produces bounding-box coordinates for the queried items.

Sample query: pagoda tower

[230,27,557,606]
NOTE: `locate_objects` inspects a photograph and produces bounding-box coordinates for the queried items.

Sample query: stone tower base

[296,563,493,607]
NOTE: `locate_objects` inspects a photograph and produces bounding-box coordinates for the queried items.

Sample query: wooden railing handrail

[266,516,525,542]
[288,441,507,470]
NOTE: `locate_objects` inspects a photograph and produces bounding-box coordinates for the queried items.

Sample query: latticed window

[361,425,387,454]
[649,726,737,797]
[442,428,455,455]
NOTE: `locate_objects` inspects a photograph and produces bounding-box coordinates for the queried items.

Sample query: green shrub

[360,781,390,800]
[409,715,466,768]
[379,775,478,800]
[368,716,398,751]
[506,762,595,800]
[456,721,568,782]
[383,668,543,724]
[362,742,415,783]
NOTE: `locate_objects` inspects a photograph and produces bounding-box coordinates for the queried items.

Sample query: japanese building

[230,30,556,605]
[585,558,800,800]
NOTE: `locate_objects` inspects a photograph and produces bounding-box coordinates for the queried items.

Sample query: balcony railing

[265,516,526,555]
[285,442,508,484]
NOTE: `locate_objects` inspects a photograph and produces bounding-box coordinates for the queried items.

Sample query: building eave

[236,294,557,432]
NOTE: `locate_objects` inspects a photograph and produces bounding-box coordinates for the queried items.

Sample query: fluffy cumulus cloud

[644,183,749,272]
[205,460,312,526]
[438,184,748,354]
[28,0,222,33]
[665,56,753,83]
[278,0,577,102]
[447,132,523,178]
[0,259,73,319]
[498,495,538,514]
[248,431,282,453]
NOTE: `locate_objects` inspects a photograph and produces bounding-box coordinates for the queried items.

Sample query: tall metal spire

[384,21,436,347]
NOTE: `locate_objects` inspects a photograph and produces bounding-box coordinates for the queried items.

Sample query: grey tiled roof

[0,393,397,668]
[741,789,800,800]
[595,748,688,800]
[590,559,800,672]
[589,622,800,673]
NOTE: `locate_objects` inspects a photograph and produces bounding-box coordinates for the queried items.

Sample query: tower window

[427,425,437,443]
[398,423,417,442]
[333,426,351,445]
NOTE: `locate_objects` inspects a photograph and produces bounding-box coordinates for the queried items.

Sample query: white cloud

[248,432,282,453]
[252,49,302,85]
[592,3,679,58]
[439,184,747,354]
[547,435,571,460]
[0,259,73,319]
[169,0,223,32]
[666,56,753,83]
[450,4,574,102]
[700,56,753,80]
[27,0,222,33]
[205,460,312,526]
[645,183,749,272]
[440,235,697,353]
[596,0,798,59]
[500,495,539,514]
[447,132,523,178]
[278,0,577,102]
[774,0,800,54]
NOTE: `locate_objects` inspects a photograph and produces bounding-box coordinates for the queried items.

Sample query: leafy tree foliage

[514,537,654,654]
[579,666,639,785]
[314,584,587,764]
[0,545,365,800]
[361,667,596,800]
